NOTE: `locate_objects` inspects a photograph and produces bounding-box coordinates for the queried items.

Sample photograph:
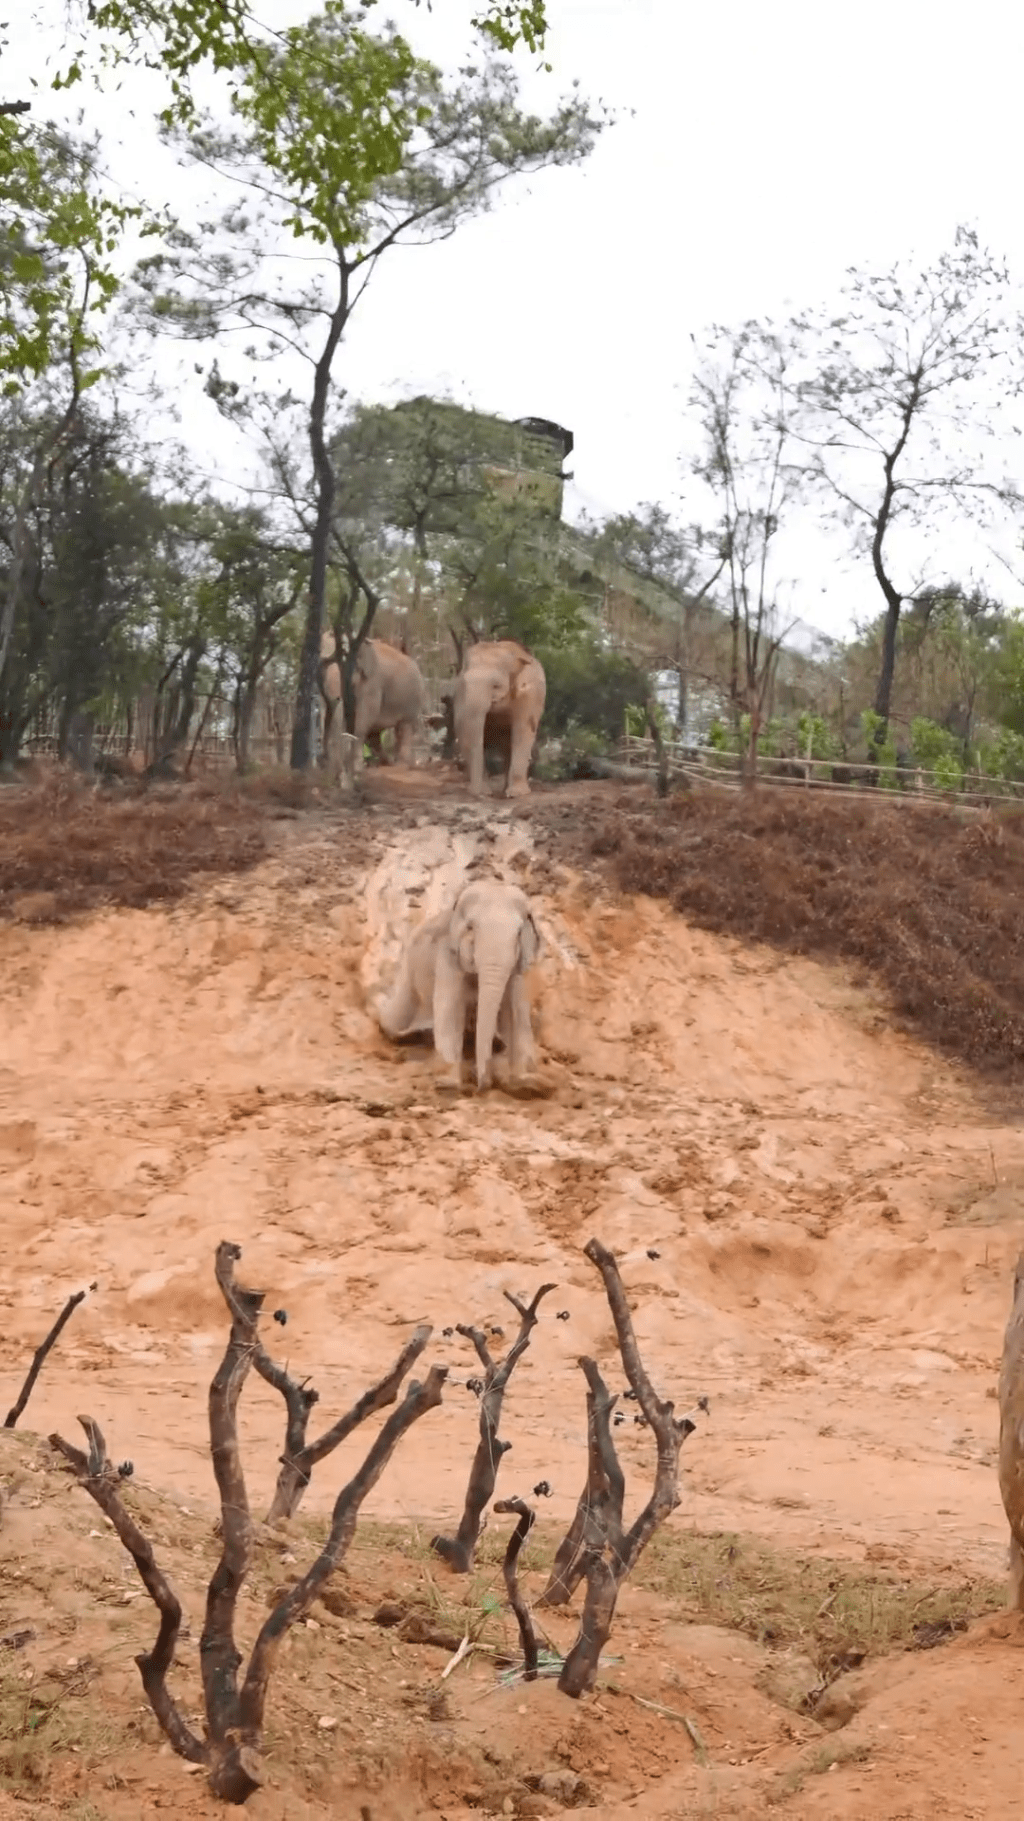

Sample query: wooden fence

[616,735,1024,809]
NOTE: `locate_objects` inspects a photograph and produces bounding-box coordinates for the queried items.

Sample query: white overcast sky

[9,0,1024,640]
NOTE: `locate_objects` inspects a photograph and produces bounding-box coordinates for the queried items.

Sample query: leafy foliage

[0,122,144,394]
[65,2,552,127]
[790,227,1021,730]
[541,641,650,742]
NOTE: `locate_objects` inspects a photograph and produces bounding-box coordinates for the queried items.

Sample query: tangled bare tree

[51,1242,445,1803]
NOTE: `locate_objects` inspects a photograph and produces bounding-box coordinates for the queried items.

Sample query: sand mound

[2,790,1024,1815]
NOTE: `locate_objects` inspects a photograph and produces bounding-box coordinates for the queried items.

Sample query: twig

[256,1324,432,1523]
[49,1416,206,1765]
[629,1690,708,1753]
[5,1284,96,1428]
[494,1498,539,1680]
[432,1283,555,1573]
[441,1634,472,1679]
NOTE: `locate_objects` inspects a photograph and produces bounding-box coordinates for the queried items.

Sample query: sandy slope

[2,786,1024,1816]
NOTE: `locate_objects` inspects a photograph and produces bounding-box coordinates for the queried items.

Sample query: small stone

[317,1715,337,1730]
[539,1770,580,1800]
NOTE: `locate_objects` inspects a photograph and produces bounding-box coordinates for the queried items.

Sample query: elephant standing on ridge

[452,641,546,799]
[378,879,542,1092]
[320,633,426,770]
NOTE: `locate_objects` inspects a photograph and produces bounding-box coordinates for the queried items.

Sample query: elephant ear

[518,913,542,970]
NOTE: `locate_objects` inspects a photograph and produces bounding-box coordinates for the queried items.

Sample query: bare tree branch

[201,1240,265,1801]
[49,1417,206,1765]
[541,1357,623,1607]
[257,1323,433,1523]
[238,1365,448,1745]
[557,1241,707,1698]
[5,1284,95,1428]
[432,1282,555,1573]
[494,1497,539,1679]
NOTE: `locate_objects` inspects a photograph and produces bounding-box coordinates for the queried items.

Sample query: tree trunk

[872,591,902,736]
[291,258,349,771]
[869,382,919,741]
[0,711,22,772]
[236,688,256,773]
[57,697,74,763]
[745,716,760,788]
[67,709,96,776]
[0,397,80,691]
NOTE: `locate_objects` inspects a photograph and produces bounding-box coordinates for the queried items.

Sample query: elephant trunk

[456,696,488,793]
[474,942,516,1087]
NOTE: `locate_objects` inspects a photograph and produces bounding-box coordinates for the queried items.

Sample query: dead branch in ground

[555,1239,708,1698]
[539,1359,622,1607]
[237,1361,447,1746]
[254,1322,432,1523]
[432,1282,555,1574]
[49,1416,206,1765]
[494,1497,539,1680]
[51,1241,444,1805]
[5,1283,95,1428]
[201,1240,265,1800]
[999,1249,1024,1608]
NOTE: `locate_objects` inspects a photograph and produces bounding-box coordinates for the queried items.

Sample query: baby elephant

[379,879,541,1092]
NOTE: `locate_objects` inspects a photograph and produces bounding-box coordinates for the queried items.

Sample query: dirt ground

[2,770,1024,1819]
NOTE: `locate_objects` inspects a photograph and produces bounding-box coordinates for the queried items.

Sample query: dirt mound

[0,1422,1012,1821]
[572,787,1024,1082]
[3,779,1024,1814]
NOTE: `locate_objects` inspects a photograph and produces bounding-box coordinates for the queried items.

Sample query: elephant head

[443,879,541,1090]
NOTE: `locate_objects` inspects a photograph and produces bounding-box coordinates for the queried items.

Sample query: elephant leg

[353,685,384,773]
[505,714,536,799]
[458,708,488,796]
[433,944,467,1091]
[393,720,415,766]
[505,972,537,1078]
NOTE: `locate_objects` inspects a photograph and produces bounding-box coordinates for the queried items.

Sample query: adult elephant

[379,879,541,1093]
[452,640,546,799]
[319,634,426,769]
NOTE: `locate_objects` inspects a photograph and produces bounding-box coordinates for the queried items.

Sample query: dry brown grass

[0,773,268,925]
[569,785,1024,1081]
[356,1519,1004,1676]
[630,1528,1003,1670]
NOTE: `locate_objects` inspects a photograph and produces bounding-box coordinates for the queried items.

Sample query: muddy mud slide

[1,780,1024,1818]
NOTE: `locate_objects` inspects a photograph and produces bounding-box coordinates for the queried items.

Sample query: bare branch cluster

[432,1281,555,1573]
[51,1240,445,1803]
